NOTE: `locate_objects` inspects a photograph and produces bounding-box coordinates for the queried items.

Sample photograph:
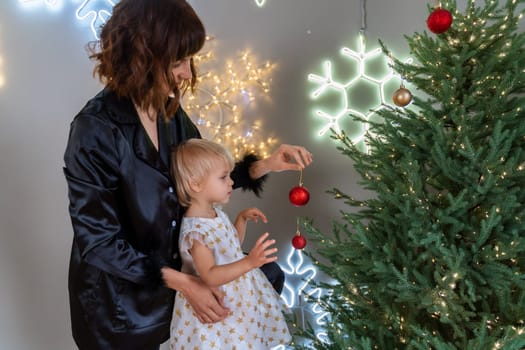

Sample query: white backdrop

[0,1,474,348]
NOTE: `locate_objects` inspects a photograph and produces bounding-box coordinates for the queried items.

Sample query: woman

[63,0,312,349]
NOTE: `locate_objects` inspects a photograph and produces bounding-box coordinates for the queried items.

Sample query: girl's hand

[237,207,268,225]
[234,208,267,244]
[246,232,278,269]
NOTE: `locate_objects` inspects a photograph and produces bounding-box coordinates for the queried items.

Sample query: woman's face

[171,57,193,86]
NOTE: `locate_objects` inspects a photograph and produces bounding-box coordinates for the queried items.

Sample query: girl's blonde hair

[171,138,234,207]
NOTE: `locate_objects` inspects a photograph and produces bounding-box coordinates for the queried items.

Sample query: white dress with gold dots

[169,207,291,350]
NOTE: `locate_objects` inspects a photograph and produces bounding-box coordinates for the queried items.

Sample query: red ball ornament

[427,8,453,34]
[292,233,307,250]
[289,185,310,206]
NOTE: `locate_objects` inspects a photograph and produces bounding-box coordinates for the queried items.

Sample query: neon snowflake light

[76,0,116,40]
[281,248,330,343]
[308,32,412,150]
[18,0,59,7]
[255,0,266,7]
[18,0,63,10]
[17,0,114,38]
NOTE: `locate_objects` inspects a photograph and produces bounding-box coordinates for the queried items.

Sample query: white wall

[0,0,453,348]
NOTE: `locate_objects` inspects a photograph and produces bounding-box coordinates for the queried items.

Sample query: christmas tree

[297,0,525,349]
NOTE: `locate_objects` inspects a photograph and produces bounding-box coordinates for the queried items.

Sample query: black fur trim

[231,154,268,197]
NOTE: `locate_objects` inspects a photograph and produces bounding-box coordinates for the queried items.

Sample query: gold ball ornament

[392,86,413,107]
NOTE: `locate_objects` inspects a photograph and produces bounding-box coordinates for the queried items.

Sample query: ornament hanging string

[360,0,367,34]
[289,169,310,206]
[359,0,368,46]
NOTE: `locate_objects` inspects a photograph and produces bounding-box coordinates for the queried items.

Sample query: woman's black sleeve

[230,154,268,197]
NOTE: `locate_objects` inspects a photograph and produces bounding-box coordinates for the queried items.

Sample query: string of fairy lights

[183,38,277,160]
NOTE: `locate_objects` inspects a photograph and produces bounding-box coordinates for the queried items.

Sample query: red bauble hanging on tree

[289,169,310,206]
[427,8,453,34]
[289,185,310,206]
[292,232,307,250]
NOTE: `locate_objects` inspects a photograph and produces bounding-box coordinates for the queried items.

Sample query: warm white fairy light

[184,39,277,159]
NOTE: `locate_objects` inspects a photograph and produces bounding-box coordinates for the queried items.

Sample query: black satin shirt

[63,88,263,349]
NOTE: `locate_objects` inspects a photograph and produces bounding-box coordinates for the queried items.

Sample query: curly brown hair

[88,0,206,119]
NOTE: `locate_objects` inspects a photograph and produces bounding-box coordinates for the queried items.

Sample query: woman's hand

[162,268,230,324]
[182,277,230,324]
[249,144,313,178]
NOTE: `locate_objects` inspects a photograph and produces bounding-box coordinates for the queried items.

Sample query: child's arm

[190,232,277,288]
[234,207,267,243]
